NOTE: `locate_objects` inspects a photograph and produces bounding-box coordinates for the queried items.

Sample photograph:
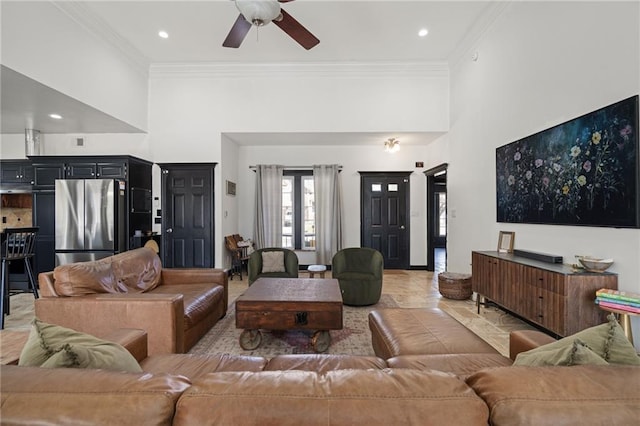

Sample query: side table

[598,305,635,346]
[438,272,472,300]
[307,265,327,278]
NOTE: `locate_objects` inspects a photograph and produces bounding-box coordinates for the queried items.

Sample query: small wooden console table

[472,251,618,337]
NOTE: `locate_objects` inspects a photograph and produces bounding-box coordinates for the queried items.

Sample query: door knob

[400,225,405,230]
[166,228,173,233]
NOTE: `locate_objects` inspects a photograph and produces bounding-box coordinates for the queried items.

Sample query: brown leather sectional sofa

[2,307,638,425]
[369,307,640,424]
[35,248,228,355]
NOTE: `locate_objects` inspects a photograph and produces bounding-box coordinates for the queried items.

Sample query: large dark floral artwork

[496,95,639,228]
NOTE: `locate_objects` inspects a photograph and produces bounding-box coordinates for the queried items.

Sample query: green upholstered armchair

[248,248,299,286]
[331,247,384,306]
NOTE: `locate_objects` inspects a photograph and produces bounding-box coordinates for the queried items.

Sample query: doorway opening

[424,164,448,272]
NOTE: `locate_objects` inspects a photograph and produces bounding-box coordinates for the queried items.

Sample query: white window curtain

[254,165,284,249]
[313,164,343,264]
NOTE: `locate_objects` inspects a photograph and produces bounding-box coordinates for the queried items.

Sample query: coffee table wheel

[312,330,331,353]
[239,329,262,350]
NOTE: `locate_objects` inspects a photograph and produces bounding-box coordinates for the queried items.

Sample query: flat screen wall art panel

[496,95,639,228]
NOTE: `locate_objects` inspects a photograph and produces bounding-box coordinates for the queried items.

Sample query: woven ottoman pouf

[438,272,472,300]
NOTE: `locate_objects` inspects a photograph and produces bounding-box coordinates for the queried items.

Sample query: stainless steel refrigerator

[55,179,126,265]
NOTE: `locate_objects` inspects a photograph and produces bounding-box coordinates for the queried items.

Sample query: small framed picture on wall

[226,180,236,196]
[497,231,515,253]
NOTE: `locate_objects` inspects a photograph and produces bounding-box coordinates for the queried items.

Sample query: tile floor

[225,263,536,357]
[2,259,537,357]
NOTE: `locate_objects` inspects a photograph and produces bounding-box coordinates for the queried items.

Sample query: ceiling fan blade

[273,9,319,50]
[223,14,252,48]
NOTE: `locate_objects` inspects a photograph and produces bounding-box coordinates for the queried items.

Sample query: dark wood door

[159,163,216,268]
[360,172,411,269]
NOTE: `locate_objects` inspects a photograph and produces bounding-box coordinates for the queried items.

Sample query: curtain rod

[249,165,342,170]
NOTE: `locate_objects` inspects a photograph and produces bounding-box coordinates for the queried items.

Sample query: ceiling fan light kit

[235,0,281,26]
[223,0,319,50]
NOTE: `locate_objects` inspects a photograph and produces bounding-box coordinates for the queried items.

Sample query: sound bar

[513,249,563,264]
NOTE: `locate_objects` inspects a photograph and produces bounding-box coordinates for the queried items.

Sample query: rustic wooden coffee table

[235,277,343,353]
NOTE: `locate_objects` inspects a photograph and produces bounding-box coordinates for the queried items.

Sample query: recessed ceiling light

[158,30,169,39]
[418,28,429,37]
[49,113,62,120]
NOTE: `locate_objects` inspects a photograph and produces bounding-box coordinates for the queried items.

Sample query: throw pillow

[261,251,286,273]
[514,339,609,366]
[111,247,162,293]
[18,318,142,373]
[53,258,124,296]
[513,314,639,366]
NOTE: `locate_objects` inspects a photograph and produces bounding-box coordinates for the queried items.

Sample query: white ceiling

[1,1,495,144]
[1,65,145,134]
[80,0,492,64]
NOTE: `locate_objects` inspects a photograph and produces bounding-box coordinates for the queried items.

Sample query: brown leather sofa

[35,248,228,355]
[0,328,490,425]
[369,307,514,378]
[2,308,639,425]
[368,307,639,424]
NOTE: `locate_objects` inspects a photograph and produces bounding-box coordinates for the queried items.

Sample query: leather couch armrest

[160,268,229,311]
[101,328,148,362]
[37,272,58,297]
[509,330,556,360]
[35,294,185,355]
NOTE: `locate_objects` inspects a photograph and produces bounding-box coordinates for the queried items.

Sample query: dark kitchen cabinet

[1,160,33,184]
[66,161,127,179]
[28,155,153,273]
[32,163,65,189]
[32,190,56,275]
[65,162,97,178]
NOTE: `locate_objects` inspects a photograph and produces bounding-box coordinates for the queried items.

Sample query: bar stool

[1,227,39,329]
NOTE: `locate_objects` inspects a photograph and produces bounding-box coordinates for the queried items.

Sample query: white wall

[1,1,148,131]
[220,134,240,269]
[444,1,640,345]
[149,63,449,266]
[236,143,430,266]
[0,133,150,158]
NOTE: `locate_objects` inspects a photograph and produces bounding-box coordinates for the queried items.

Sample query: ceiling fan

[223,0,320,50]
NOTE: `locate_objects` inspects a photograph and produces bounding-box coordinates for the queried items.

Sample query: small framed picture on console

[497,231,515,253]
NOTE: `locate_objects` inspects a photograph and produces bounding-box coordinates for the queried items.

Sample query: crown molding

[149,61,449,79]
[52,1,149,77]
[448,0,511,71]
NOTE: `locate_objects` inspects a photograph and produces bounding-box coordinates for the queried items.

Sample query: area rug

[189,294,398,357]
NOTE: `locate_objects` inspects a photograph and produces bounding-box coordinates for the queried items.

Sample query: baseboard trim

[409,265,429,271]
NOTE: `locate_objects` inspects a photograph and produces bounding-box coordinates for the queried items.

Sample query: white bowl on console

[576,256,614,273]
